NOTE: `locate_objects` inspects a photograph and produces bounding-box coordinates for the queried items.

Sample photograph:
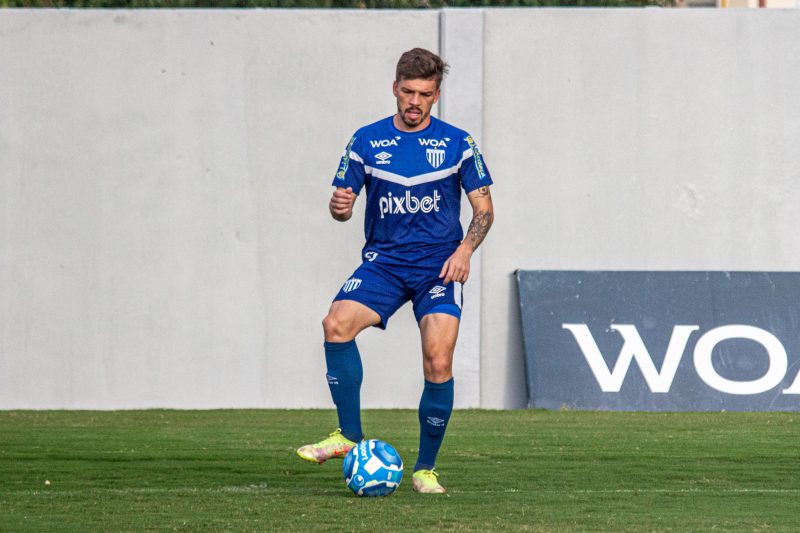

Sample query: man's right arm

[329,186,356,222]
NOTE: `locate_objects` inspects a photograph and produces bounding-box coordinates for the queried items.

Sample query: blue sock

[415,378,454,472]
[324,340,363,442]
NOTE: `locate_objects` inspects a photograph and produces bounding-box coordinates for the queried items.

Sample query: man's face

[393,77,440,131]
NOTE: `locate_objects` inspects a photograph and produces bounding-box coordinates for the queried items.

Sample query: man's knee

[322,313,353,343]
[423,355,453,382]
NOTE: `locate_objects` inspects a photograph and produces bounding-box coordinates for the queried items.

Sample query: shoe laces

[418,468,439,480]
[311,429,344,447]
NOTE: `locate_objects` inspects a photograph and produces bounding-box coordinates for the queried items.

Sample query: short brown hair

[395,48,449,88]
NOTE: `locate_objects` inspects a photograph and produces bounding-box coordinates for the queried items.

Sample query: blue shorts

[333,261,463,329]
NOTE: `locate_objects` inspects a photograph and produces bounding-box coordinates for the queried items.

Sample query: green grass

[1,409,798,532]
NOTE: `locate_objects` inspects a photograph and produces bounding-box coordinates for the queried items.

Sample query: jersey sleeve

[458,134,493,193]
[331,133,366,195]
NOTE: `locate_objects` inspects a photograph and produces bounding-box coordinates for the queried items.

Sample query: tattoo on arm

[474,186,491,198]
[465,209,493,251]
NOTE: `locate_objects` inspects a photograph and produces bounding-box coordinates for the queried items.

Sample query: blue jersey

[332,115,493,269]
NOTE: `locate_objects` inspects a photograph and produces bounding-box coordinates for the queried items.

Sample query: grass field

[1,409,798,532]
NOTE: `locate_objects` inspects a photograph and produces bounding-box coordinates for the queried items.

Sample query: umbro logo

[429,285,446,299]
[375,151,392,165]
[342,278,362,293]
[427,416,446,427]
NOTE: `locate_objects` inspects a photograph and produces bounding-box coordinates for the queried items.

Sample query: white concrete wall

[2,9,799,409]
[0,9,441,408]
[440,9,486,408]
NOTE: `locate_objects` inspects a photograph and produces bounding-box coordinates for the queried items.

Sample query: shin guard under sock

[324,340,364,442]
[415,378,454,471]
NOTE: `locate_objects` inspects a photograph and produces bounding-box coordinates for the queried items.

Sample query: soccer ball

[342,439,403,497]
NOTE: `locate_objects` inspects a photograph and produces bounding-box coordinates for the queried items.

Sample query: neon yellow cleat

[296,429,357,464]
[412,469,446,494]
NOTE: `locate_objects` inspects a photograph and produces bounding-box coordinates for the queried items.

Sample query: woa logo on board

[516,271,800,411]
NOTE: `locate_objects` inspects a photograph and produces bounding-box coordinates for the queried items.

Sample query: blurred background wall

[2,8,799,409]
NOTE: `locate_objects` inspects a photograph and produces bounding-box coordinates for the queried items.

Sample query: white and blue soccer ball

[342,439,403,497]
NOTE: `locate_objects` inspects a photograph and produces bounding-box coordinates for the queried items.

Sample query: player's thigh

[331,262,408,332]
[323,299,381,342]
[411,278,464,325]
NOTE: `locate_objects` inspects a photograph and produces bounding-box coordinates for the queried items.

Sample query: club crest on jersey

[426,148,445,169]
[342,278,362,293]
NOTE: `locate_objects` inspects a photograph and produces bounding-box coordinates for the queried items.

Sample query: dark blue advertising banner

[517,271,800,411]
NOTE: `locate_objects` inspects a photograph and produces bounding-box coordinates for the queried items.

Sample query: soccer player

[296,48,494,494]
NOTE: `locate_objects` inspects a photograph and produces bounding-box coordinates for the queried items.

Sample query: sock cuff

[324,339,357,352]
[424,378,454,390]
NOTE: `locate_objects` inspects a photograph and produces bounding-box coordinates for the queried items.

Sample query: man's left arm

[439,186,494,285]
